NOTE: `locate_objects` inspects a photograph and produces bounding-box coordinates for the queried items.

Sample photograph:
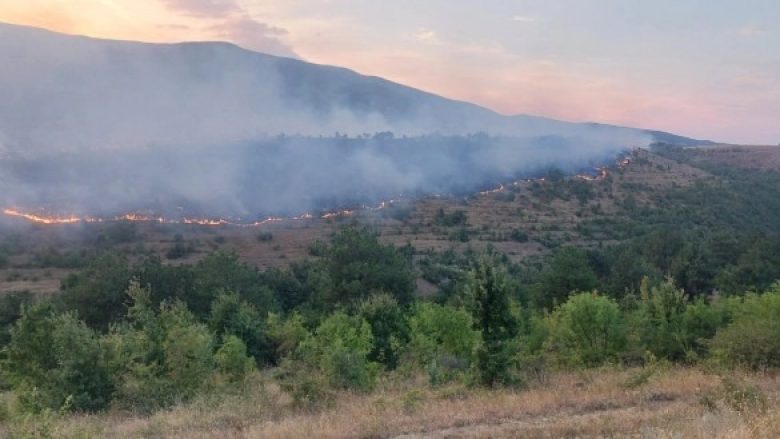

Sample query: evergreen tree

[465,257,519,386]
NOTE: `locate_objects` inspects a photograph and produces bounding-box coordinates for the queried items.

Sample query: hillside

[0,22,705,152]
[0,147,715,295]
[0,22,716,219]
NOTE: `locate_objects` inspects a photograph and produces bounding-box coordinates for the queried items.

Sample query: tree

[407,302,480,384]
[215,335,256,382]
[107,281,216,411]
[547,292,626,367]
[463,258,518,386]
[534,247,598,310]
[634,278,690,361]
[2,302,113,412]
[358,293,409,370]
[322,227,415,307]
[58,252,132,331]
[296,312,378,391]
[209,291,271,364]
[191,252,276,318]
[711,286,780,370]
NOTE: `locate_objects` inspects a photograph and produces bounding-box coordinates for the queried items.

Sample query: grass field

[4,366,778,438]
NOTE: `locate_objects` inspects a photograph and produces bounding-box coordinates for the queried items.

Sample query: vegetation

[3,149,780,436]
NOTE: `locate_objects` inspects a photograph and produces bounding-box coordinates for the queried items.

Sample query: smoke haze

[0,22,672,218]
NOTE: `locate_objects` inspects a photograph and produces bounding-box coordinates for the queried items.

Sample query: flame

[3,208,82,224]
[2,152,637,227]
[479,183,505,196]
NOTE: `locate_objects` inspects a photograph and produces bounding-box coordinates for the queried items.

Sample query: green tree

[2,302,113,412]
[358,293,408,370]
[634,278,690,361]
[711,286,780,370]
[547,292,626,367]
[296,312,378,391]
[191,252,276,318]
[322,227,415,307]
[463,258,518,386]
[107,281,216,411]
[209,291,270,364]
[215,335,256,382]
[534,247,598,310]
[58,252,132,331]
[407,302,480,383]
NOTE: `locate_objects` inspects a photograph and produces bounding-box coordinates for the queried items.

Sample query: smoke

[0,23,653,218]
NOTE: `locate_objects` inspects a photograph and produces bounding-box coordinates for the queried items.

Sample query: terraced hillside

[0,147,710,296]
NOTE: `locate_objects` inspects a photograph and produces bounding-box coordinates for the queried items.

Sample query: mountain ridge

[0,21,711,151]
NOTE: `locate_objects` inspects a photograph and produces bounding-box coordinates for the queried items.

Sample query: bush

[510,228,529,243]
[107,282,216,411]
[58,252,132,331]
[358,293,408,370]
[547,292,626,367]
[634,278,690,361]
[257,232,273,242]
[296,312,379,392]
[215,335,256,382]
[711,288,780,370]
[2,302,114,412]
[407,303,479,383]
[209,292,271,364]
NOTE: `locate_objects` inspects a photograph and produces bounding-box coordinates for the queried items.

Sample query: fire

[2,151,638,227]
[3,208,82,224]
[479,183,505,196]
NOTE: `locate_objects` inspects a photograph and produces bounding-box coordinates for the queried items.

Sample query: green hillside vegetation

[2,146,780,436]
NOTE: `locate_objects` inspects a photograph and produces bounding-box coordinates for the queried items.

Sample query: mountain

[0,22,712,217]
[0,22,708,155]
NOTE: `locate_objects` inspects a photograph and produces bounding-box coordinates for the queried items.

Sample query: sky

[0,0,778,144]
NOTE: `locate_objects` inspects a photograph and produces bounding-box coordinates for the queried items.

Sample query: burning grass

[6,366,780,438]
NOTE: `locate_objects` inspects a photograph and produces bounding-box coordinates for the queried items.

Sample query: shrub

[407,303,479,383]
[296,312,379,392]
[257,232,273,242]
[633,278,690,361]
[58,252,132,331]
[209,291,271,364]
[510,228,529,243]
[2,302,113,412]
[215,335,256,382]
[107,282,216,411]
[266,312,310,361]
[358,293,409,370]
[711,288,780,370]
[547,292,626,367]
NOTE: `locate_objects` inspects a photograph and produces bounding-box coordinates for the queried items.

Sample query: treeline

[2,226,780,417]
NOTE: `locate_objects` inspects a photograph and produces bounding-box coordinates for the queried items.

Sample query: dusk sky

[1,0,778,144]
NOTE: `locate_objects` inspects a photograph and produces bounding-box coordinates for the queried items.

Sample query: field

[6,367,780,438]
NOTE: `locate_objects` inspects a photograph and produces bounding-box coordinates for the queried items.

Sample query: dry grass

[9,366,780,439]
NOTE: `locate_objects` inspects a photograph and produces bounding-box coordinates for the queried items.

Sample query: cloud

[737,24,769,38]
[211,15,297,57]
[159,0,297,57]
[414,27,441,44]
[511,15,538,23]
[159,0,240,17]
